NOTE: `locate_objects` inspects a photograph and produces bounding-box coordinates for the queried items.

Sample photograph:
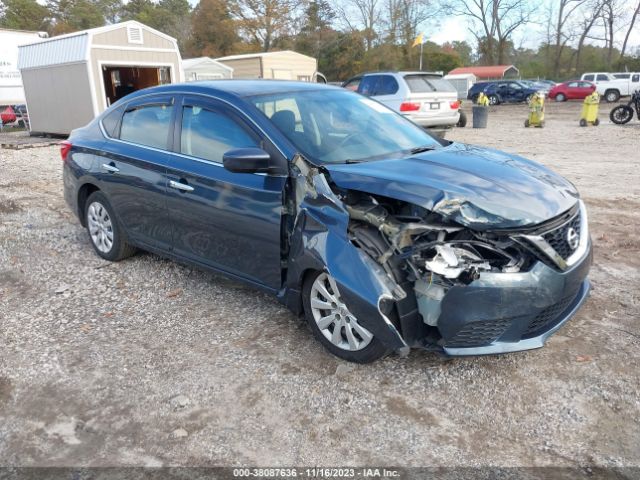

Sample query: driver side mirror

[223,148,272,174]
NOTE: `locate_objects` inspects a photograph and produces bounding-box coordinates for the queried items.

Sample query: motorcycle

[610,90,640,124]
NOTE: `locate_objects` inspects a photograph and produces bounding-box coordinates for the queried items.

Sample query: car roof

[121,80,339,102]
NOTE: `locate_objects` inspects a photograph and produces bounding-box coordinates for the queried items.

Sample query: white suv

[342,72,460,132]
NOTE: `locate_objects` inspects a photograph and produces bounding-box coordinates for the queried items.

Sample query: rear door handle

[101,163,119,173]
[169,180,194,192]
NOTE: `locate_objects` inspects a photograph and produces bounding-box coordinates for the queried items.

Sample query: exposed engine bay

[340,191,535,326]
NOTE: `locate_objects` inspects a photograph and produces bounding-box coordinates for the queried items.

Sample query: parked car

[63,81,592,363]
[581,72,640,102]
[467,80,537,105]
[342,72,460,132]
[548,80,596,102]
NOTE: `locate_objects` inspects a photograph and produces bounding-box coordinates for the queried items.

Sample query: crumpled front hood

[324,142,579,230]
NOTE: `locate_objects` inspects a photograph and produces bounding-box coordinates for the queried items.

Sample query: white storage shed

[183,57,233,81]
[17,21,183,135]
[444,73,477,100]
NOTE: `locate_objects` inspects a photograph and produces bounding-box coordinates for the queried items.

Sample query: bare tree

[336,0,381,51]
[230,0,300,51]
[574,0,605,73]
[551,0,587,76]
[445,0,532,64]
[619,0,640,60]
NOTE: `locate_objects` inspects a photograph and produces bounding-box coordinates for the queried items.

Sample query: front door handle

[101,163,119,173]
[169,180,194,192]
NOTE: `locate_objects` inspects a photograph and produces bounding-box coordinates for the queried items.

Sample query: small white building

[216,51,318,81]
[0,28,48,105]
[183,57,233,81]
[17,21,183,135]
[444,73,477,100]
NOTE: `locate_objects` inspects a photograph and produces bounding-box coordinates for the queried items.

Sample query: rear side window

[120,104,172,149]
[596,74,608,81]
[633,74,639,83]
[101,106,124,138]
[583,74,594,81]
[375,75,399,95]
[180,106,258,162]
[568,81,579,88]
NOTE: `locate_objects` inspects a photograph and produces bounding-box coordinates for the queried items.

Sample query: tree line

[1,0,639,81]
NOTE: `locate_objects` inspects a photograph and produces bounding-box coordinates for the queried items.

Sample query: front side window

[251,89,440,165]
[632,74,639,83]
[120,104,172,149]
[180,106,258,162]
[568,82,579,88]
[596,74,608,81]
[343,77,361,91]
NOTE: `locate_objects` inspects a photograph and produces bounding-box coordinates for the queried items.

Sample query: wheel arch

[77,183,100,227]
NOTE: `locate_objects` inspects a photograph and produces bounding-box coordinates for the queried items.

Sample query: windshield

[251,89,440,164]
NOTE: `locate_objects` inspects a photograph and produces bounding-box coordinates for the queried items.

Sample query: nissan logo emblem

[566,227,579,250]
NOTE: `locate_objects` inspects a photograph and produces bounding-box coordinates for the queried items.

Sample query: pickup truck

[581,72,640,102]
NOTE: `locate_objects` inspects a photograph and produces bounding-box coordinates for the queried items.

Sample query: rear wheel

[85,191,136,261]
[604,90,620,103]
[457,110,467,127]
[303,271,388,363]
[610,105,633,124]
[555,93,566,102]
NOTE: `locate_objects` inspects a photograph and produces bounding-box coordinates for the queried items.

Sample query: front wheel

[555,93,566,102]
[610,105,633,124]
[488,95,499,105]
[85,191,136,261]
[303,271,388,363]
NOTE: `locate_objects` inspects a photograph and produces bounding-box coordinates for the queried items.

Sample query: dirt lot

[0,101,639,471]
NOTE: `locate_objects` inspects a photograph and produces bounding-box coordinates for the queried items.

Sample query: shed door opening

[102,66,171,106]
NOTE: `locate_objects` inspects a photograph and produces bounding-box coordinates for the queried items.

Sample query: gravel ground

[0,101,639,470]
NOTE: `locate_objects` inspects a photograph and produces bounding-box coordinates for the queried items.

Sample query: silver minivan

[343,72,460,131]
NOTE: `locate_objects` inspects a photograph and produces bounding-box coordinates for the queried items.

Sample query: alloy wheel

[309,272,373,351]
[87,201,114,253]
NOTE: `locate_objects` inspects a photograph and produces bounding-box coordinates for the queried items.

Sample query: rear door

[566,81,579,99]
[165,95,286,289]
[577,81,594,98]
[98,95,175,251]
[369,74,402,110]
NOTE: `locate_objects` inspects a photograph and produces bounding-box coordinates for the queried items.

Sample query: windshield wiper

[410,145,437,155]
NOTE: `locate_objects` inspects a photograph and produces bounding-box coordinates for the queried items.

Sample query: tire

[525,94,533,103]
[604,90,620,103]
[489,95,499,105]
[610,105,633,124]
[457,110,467,127]
[303,270,389,363]
[84,191,136,261]
[555,93,566,102]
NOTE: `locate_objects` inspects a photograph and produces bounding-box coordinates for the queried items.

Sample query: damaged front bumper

[438,245,592,355]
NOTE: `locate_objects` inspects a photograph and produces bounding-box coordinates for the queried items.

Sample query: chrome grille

[542,213,581,260]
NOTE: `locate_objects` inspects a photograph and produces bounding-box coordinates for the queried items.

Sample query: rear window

[404,75,455,93]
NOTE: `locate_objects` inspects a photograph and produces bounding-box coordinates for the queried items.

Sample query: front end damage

[283,156,592,356]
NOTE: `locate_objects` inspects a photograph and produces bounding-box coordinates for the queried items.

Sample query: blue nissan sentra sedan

[62,81,592,363]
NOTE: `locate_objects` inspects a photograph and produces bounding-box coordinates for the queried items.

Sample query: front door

[165,96,287,289]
